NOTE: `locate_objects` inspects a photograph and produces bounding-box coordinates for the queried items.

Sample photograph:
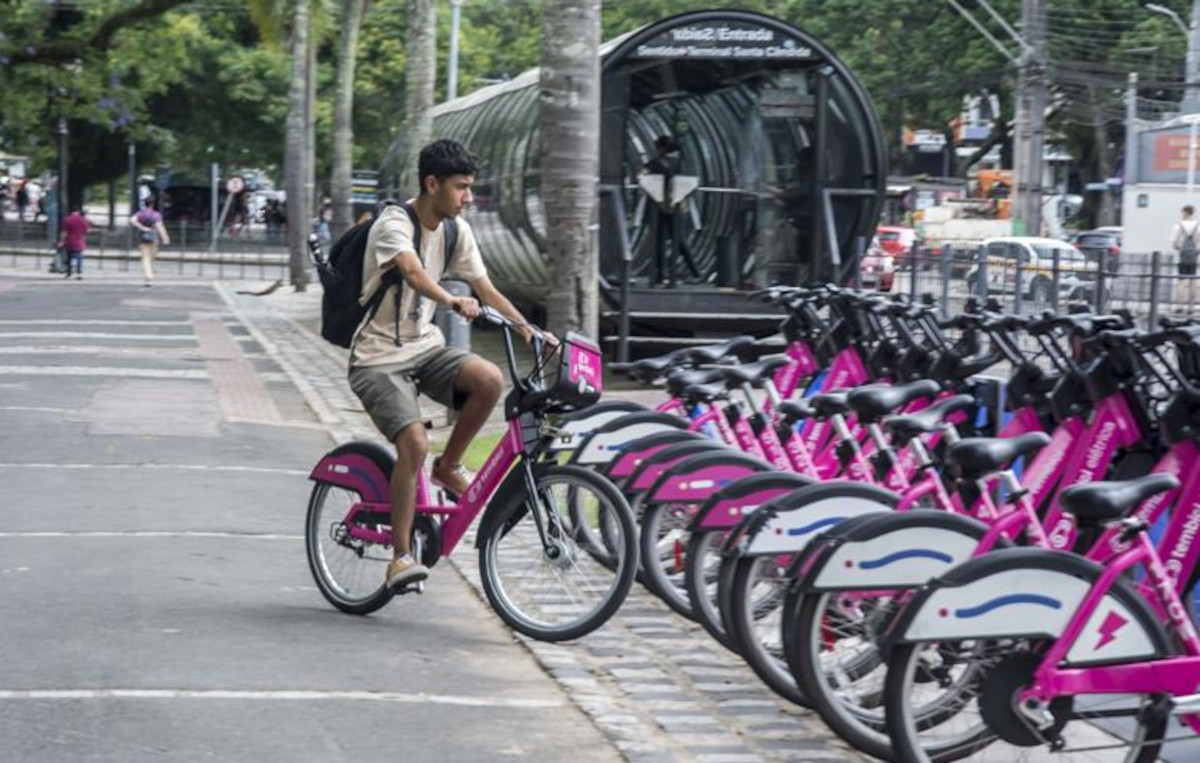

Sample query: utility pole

[1013,0,1047,237]
[447,0,464,101]
[1188,0,1200,112]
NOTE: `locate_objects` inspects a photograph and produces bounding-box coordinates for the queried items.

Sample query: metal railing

[0,219,297,280]
[873,245,1198,330]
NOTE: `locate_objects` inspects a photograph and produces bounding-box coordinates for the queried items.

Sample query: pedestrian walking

[57,206,90,279]
[131,199,170,287]
[1171,204,1199,312]
[15,180,29,222]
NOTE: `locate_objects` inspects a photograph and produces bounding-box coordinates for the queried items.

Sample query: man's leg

[434,358,503,489]
[390,421,427,556]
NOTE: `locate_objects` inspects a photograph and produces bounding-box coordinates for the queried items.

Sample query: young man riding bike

[348,139,554,592]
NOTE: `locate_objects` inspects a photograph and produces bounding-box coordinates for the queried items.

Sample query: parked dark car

[1075,226,1121,274]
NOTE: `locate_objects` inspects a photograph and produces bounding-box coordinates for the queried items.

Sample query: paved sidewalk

[222,282,862,763]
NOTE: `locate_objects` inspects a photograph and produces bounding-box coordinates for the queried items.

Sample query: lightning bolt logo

[1095,610,1129,650]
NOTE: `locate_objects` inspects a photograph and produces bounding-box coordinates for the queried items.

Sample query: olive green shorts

[348,346,478,442]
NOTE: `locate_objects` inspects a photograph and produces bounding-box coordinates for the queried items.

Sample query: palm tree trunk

[284,0,310,290]
[401,0,436,193]
[539,0,601,339]
[331,0,366,239]
[306,24,318,235]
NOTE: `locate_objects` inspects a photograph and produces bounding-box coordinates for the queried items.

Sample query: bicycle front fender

[793,510,993,593]
[884,548,1166,666]
[473,462,545,549]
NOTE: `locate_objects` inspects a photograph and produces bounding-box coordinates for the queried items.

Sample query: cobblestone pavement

[218,281,866,763]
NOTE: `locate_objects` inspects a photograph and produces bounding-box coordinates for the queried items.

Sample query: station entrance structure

[380,9,887,351]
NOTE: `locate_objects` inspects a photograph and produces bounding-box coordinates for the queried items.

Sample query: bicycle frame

[313,417,535,558]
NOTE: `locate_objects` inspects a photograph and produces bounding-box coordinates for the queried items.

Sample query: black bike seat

[945,432,1050,480]
[666,367,726,398]
[884,394,976,441]
[682,381,728,405]
[810,390,857,418]
[719,354,791,388]
[1059,473,1180,525]
[777,399,815,425]
[846,380,941,423]
[630,347,694,379]
[686,336,755,365]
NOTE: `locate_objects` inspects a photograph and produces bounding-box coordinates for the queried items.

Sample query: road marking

[0,320,192,326]
[0,689,564,709]
[0,463,307,476]
[0,332,195,340]
[0,346,202,357]
[0,531,303,540]
[0,405,73,414]
[0,366,208,379]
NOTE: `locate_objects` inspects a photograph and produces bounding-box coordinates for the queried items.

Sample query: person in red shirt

[58,207,90,280]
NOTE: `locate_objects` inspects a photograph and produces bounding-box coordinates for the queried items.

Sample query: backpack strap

[383,203,459,347]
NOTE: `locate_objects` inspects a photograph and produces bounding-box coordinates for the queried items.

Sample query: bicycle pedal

[393,579,426,596]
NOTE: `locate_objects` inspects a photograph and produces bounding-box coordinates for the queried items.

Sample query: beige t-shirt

[349,203,487,368]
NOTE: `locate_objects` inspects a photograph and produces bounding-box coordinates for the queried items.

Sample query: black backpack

[315,202,458,348]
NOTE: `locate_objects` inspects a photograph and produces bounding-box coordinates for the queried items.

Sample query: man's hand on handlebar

[449,296,481,320]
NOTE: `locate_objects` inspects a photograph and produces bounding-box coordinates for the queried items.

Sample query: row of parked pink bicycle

[544,283,1200,762]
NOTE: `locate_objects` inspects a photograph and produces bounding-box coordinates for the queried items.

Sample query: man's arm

[471,275,557,345]
[392,251,480,318]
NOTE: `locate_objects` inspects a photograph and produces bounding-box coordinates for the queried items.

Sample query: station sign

[631,21,817,61]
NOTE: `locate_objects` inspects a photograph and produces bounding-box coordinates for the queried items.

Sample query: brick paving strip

[214,282,865,763]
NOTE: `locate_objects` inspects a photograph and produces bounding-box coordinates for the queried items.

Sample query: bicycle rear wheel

[305,481,392,615]
[479,464,637,642]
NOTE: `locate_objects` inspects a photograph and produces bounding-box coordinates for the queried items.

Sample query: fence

[877,245,1195,331]
[0,219,301,281]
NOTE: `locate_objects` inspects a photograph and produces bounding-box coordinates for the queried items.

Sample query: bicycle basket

[540,332,603,413]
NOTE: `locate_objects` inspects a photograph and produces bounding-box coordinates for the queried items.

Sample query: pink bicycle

[304,308,638,642]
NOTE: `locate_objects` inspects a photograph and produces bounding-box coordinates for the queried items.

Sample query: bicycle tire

[638,499,697,620]
[478,464,637,642]
[305,481,393,616]
[684,530,736,651]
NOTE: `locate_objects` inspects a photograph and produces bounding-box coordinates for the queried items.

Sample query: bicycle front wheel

[479,464,637,642]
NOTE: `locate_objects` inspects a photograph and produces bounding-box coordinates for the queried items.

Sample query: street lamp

[1146,2,1200,111]
[1147,3,1188,34]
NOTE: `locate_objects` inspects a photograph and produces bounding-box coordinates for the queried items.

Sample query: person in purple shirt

[57,206,90,280]
[130,198,171,286]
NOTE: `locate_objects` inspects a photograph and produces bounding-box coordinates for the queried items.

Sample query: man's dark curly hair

[417,139,481,193]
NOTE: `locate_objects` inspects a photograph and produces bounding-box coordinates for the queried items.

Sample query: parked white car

[965,237,1097,302]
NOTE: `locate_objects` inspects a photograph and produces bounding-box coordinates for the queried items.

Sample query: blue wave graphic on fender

[858,549,954,570]
[955,594,1062,619]
[786,516,845,537]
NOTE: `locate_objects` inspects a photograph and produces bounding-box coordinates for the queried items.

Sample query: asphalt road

[0,275,618,762]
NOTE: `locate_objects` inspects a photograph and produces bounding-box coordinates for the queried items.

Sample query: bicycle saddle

[629,346,695,379]
[944,432,1050,480]
[1058,473,1180,525]
[719,354,791,387]
[685,336,755,365]
[810,390,864,418]
[777,399,815,426]
[846,380,941,423]
[666,367,726,398]
[884,394,976,442]
[681,381,728,405]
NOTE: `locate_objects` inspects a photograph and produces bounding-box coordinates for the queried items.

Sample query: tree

[331,0,368,239]
[400,0,436,192]
[284,0,312,289]
[539,0,601,338]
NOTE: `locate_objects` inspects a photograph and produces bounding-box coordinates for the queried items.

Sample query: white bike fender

[742,495,887,555]
[574,422,686,466]
[814,527,979,589]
